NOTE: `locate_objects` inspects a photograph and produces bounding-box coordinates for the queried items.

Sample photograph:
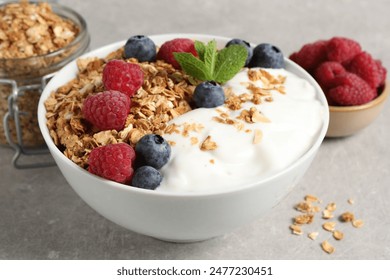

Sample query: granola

[45,50,198,168]
[0,85,44,147]
[290,194,364,255]
[0,1,80,147]
[290,224,303,235]
[0,1,78,59]
[308,231,319,240]
[322,221,336,232]
[294,214,314,225]
[321,240,335,254]
[340,212,355,222]
[200,135,218,151]
[352,219,364,228]
[333,230,344,240]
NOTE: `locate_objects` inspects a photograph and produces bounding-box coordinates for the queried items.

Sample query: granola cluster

[290,195,364,255]
[45,48,198,168]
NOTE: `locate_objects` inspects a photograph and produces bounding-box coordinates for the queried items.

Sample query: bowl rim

[329,80,389,112]
[38,33,330,198]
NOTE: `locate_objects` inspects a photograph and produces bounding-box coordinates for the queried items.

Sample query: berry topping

[314,61,346,89]
[248,43,285,69]
[135,134,171,169]
[124,35,156,62]
[289,40,328,73]
[88,143,136,184]
[102,59,144,97]
[327,73,377,106]
[131,166,162,190]
[156,38,197,69]
[82,90,131,131]
[226,38,253,66]
[193,81,225,108]
[326,37,361,63]
[344,51,384,89]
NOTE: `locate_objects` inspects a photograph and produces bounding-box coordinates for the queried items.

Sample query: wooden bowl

[326,81,389,137]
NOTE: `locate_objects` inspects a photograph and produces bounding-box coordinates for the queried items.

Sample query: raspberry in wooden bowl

[326,81,388,137]
[290,37,388,137]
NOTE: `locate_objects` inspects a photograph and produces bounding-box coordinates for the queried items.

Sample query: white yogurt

[157,68,325,193]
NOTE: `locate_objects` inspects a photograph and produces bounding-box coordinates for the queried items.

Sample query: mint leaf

[174,52,210,81]
[194,41,206,61]
[203,40,217,79]
[214,44,247,83]
[174,40,247,84]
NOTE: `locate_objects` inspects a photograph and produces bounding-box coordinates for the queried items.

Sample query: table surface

[1,0,389,260]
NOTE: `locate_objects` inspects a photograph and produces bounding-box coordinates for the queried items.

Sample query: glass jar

[0,1,90,168]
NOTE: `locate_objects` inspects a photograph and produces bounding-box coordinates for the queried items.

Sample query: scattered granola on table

[340,212,355,222]
[321,240,335,254]
[308,231,319,240]
[322,221,336,232]
[290,195,364,255]
[332,230,344,240]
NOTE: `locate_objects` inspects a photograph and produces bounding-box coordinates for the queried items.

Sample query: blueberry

[193,81,225,108]
[135,134,171,169]
[226,38,253,66]
[132,166,162,190]
[248,43,285,69]
[124,35,156,62]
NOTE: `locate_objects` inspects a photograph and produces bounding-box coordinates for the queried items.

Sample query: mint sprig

[174,40,247,84]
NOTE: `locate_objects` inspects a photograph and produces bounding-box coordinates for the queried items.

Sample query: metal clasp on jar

[1,74,55,169]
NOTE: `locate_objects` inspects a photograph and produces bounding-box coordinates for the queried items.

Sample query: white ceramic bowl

[38,34,329,242]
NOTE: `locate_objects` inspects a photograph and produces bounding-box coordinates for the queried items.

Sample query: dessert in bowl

[38,34,329,242]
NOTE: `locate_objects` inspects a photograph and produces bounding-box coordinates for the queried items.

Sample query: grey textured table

[1,0,389,259]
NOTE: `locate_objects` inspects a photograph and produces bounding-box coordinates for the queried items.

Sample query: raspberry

[103,59,144,97]
[326,37,361,63]
[344,52,383,89]
[289,40,328,73]
[82,90,131,131]
[289,52,299,64]
[327,73,377,106]
[88,143,136,184]
[376,60,387,88]
[314,61,346,89]
[156,38,197,69]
